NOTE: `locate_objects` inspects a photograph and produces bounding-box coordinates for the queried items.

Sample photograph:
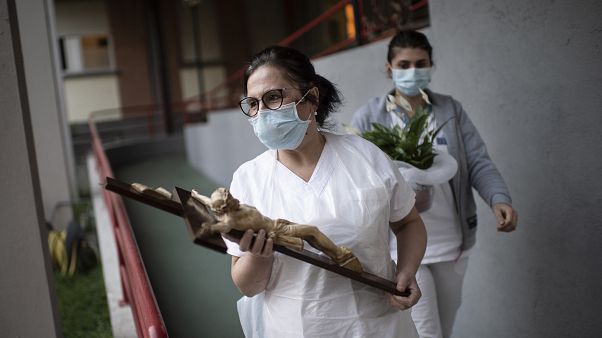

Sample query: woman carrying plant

[351,30,518,338]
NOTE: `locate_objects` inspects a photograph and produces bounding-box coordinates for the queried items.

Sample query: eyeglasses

[239,88,304,117]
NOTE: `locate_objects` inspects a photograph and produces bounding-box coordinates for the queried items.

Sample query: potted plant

[360,107,457,211]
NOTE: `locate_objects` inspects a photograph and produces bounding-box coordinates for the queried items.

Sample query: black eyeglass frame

[239,88,308,117]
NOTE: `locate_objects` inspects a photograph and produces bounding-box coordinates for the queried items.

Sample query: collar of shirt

[385,89,432,125]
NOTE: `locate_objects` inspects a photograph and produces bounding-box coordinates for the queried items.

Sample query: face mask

[392,67,432,96]
[248,100,311,150]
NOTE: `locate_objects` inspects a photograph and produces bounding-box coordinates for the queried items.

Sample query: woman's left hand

[492,203,518,232]
[389,272,421,311]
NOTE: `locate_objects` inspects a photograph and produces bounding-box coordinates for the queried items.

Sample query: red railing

[89,112,168,338]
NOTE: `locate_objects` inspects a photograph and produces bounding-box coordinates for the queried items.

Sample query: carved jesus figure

[190,187,363,273]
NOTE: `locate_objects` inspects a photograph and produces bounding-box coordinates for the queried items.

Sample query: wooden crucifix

[104,176,408,296]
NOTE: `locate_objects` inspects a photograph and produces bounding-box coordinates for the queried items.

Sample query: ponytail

[313,74,342,126]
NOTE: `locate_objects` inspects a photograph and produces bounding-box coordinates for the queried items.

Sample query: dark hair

[387,30,433,65]
[243,46,342,127]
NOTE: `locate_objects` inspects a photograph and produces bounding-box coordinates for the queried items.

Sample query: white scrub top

[388,98,464,264]
[225,132,418,338]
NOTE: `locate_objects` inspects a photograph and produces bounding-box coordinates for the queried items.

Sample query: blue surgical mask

[392,67,432,96]
[248,100,311,150]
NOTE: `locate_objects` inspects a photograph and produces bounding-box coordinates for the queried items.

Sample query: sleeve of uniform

[351,102,374,133]
[222,169,249,257]
[357,136,416,222]
[388,159,416,222]
[453,99,512,206]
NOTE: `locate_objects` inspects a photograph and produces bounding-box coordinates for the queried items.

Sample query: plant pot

[393,152,458,212]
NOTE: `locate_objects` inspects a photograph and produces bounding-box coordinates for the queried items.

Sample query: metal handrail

[89,111,168,338]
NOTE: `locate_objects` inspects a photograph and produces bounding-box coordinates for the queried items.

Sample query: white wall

[185,1,602,336]
[185,108,265,186]
[313,38,393,125]
[63,75,121,122]
[426,1,602,337]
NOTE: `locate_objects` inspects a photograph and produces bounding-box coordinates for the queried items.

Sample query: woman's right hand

[238,229,274,258]
[230,229,274,296]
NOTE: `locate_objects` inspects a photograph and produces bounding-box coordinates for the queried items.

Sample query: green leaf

[360,107,456,169]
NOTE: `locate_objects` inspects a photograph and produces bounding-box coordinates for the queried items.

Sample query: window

[59,34,115,75]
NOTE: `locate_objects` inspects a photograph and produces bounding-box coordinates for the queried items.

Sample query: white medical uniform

[387,93,466,338]
[224,132,418,338]
[387,92,463,263]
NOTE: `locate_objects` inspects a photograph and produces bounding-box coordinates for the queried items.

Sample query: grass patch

[54,265,113,338]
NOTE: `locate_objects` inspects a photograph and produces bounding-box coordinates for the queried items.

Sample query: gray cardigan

[351,89,512,250]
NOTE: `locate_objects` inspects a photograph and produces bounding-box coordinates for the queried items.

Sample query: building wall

[179,0,225,98]
[63,74,121,121]
[179,0,222,63]
[424,1,602,337]
[314,38,392,125]
[54,0,109,35]
[1,0,61,336]
[16,0,75,223]
[54,0,121,122]
[243,0,287,53]
[179,67,227,99]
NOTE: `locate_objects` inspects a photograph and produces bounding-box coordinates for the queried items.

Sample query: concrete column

[0,0,61,336]
[14,0,76,226]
